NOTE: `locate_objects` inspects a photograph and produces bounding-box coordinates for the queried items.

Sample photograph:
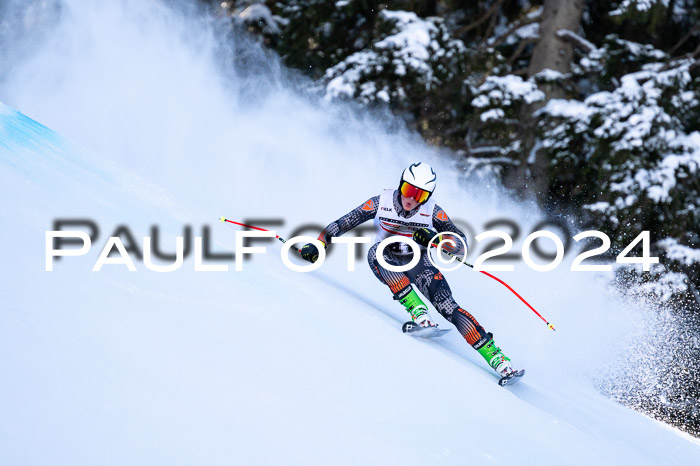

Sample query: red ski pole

[431,244,555,331]
[219,217,303,254]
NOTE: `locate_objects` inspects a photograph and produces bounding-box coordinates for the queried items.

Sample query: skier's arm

[300,196,379,263]
[431,204,469,257]
[317,196,379,246]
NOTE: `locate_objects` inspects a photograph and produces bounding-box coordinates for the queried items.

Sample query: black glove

[301,243,320,263]
[413,228,443,247]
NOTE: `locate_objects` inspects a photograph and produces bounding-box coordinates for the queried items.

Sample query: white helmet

[399,162,436,203]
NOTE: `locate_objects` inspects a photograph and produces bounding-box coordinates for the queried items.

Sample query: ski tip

[401,321,420,333]
[219,216,226,222]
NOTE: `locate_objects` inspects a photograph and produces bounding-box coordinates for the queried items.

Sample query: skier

[300,162,516,378]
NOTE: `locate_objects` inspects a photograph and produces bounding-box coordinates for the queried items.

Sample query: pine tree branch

[556,29,597,54]
[506,38,538,69]
[661,45,700,73]
[669,23,700,56]
[455,0,504,37]
[488,12,541,50]
[506,37,537,70]
[481,4,501,47]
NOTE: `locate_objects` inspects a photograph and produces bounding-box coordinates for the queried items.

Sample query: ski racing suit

[317,189,490,349]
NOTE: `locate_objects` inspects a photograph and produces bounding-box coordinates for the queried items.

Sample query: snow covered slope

[2,102,700,466]
[1,1,700,464]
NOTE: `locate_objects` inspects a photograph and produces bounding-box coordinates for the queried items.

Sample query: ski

[402,321,451,339]
[498,369,525,387]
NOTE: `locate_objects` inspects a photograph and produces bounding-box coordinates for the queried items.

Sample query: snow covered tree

[319,10,467,111]
[537,57,700,307]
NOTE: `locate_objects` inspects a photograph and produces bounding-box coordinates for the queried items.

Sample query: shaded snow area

[2,1,700,465]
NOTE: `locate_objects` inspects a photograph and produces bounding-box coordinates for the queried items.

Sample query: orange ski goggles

[399,181,431,203]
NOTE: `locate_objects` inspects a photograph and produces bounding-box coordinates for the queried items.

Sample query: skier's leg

[366,242,410,293]
[407,254,488,344]
[367,243,433,325]
[408,253,513,375]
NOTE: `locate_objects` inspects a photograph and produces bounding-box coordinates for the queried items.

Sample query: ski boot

[475,332,513,376]
[394,286,435,327]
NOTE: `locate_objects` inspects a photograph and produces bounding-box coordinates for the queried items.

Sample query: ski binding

[402,321,451,339]
[498,369,525,387]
